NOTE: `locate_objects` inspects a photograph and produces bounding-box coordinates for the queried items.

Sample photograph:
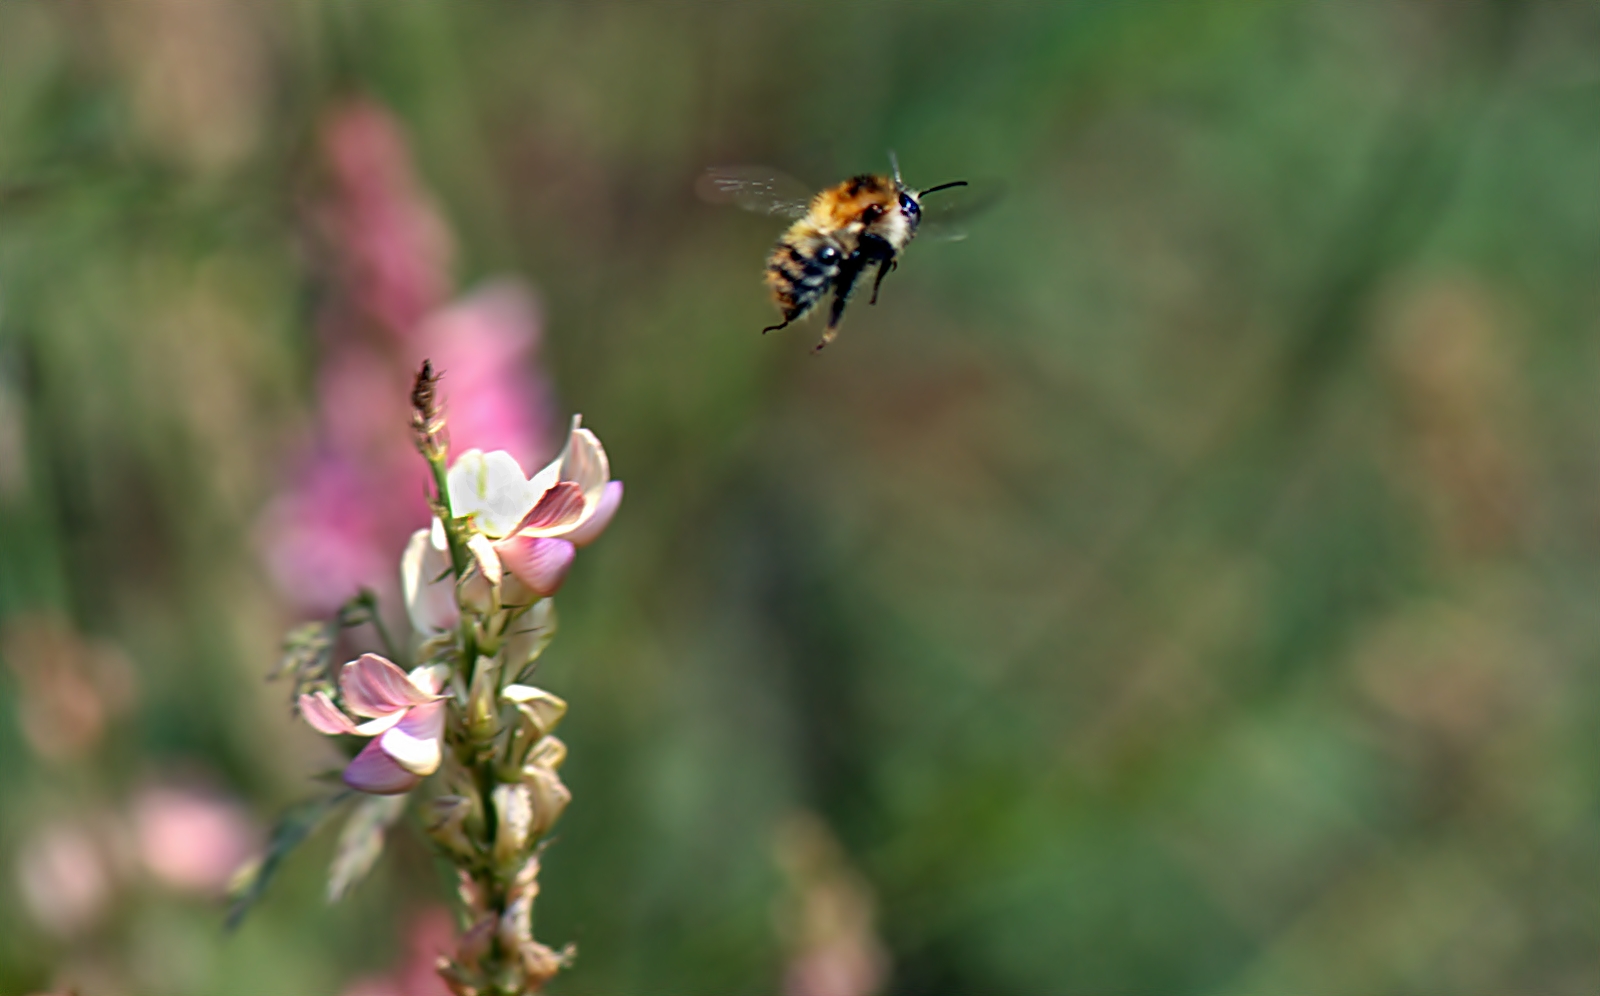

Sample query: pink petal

[493,536,575,597]
[299,692,358,735]
[515,482,584,533]
[565,480,622,547]
[343,737,422,795]
[379,701,445,775]
[341,653,436,718]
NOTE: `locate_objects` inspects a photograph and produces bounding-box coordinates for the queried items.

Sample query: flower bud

[466,657,500,743]
[526,735,567,772]
[456,867,488,915]
[523,764,571,838]
[426,795,478,860]
[457,912,496,964]
[521,940,575,990]
[502,684,566,739]
[457,565,495,617]
[491,783,533,869]
[501,599,557,677]
[457,534,503,617]
[502,685,568,774]
[510,853,542,900]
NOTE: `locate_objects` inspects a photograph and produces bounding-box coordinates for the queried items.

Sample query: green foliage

[227,792,352,931]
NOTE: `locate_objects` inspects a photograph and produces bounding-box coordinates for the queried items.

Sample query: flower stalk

[274,359,622,994]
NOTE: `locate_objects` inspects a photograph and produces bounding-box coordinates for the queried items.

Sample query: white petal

[401,527,458,635]
[525,433,566,508]
[466,534,503,586]
[447,449,538,539]
[353,711,406,736]
[379,702,445,776]
[407,662,453,697]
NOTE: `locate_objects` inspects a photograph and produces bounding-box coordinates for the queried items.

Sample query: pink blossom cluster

[300,419,620,795]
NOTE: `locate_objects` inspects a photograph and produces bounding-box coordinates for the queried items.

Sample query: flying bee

[698,154,971,351]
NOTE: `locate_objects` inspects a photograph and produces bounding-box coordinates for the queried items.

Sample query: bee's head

[896,188,923,228]
[885,151,966,235]
[904,180,967,232]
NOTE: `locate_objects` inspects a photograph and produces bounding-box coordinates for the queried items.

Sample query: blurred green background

[2,1,1599,994]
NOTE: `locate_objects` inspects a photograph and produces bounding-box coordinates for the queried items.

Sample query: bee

[698,154,969,351]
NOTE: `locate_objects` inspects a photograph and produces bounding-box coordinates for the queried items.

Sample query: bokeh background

[1,2,1598,993]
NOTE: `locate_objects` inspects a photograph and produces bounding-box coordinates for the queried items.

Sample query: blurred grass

[1,1,1599,993]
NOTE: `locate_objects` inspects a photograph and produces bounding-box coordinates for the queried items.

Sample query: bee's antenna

[888,150,903,185]
[919,180,968,197]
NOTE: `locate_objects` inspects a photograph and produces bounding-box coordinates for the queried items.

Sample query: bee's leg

[762,318,791,335]
[812,324,841,353]
[868,258,898,305]
[818,253,868,349]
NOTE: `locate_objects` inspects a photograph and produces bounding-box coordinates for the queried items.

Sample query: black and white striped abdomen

[764,233,844,323]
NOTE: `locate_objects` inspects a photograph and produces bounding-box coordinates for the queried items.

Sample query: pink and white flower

[402,417,622,632]
[299,654,451,795]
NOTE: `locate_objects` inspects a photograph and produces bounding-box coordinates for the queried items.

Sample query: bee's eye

[817,246,840,264]
[899,192,921,216]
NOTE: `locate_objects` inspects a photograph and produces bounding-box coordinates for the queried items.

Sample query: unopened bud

[466,657,500,743]
[502,684,567,739]
[457,913,497,965]
[523,764,571,838]
[526,735,567,772]
[492,783,533,868]
[502,599,557,678]
[502,685,568,775]
[411,359,447,460]
[457,535,503,617]
[426,795,478,860]
[457,565,494,617]
[520,940,574,989]
[456,868,488,915]
[510,853,542,900]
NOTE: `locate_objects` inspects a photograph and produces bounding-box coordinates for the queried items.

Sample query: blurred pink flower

[300,654,451,794]
[259,456,413,614]
[340,906,456,996]
[259,95,556,615]
[1,613,139,763]
[132,785,259,896]
[15,819,112,937]
[317,97,454,339]
[413,283,556,473]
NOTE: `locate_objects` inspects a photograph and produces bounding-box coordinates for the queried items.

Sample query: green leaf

[327,792,410,903]
[225,791,351,931]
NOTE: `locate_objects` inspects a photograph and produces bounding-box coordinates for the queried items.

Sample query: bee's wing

[917,180,1006,243]
[696,166,813,219]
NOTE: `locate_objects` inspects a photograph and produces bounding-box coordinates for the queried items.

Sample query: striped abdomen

[764,230,844,325]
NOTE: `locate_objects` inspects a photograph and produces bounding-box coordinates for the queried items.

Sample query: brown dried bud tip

[411,359,447,458]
